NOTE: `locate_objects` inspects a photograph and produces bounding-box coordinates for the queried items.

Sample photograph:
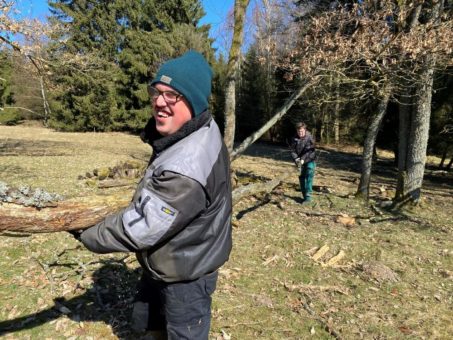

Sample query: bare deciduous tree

[231,1,451,206]
[224,0,251,153]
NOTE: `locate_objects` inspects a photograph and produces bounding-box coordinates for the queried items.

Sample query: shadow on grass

[0,164,34,178]
[239,142,453,191]
[238,142,364,173]
[236,199,270,220]
[0,139,75,157]
[236,192,307,220]
[0,258,142,339]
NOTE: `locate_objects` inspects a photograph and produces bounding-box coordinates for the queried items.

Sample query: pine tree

[47,0,122,131]
[0,51,14,108]
[237,46,267,140]
[210,54,228,132]
[114,1,211,130]
[0,51,20,125]
[47,0,212,132]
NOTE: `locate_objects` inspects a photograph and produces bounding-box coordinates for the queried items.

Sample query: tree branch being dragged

[1,172,292,233]
[0,191,131,233]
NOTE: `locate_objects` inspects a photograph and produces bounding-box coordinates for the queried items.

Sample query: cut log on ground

[0,192,131,233]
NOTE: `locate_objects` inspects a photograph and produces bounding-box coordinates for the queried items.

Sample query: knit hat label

[151,51,213,116]
[160,75,172,84]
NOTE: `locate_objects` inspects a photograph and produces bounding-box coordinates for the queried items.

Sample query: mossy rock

[85,178,98,188]
[97,167,111,180]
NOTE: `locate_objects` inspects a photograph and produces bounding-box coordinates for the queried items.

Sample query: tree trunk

[438,146,447,169]
[395,56,435,205]
[223,0,250,154]
[39,75,51,127]
[408,4,422,29]
[356,85,390,198]
[395,0,420,200]
[395,85,413,200]
[0,177,290,233]
[406,56,435,202]
[319,112,326,144]
[334,80,340,144]
[0,192,131,233]
[394,0,441,205]
[230,77,319,161]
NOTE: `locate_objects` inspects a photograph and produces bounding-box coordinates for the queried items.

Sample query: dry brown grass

[0,125,150,197]
[1,125,452,339]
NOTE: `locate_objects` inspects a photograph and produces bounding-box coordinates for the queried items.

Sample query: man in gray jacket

[72,51,232,339]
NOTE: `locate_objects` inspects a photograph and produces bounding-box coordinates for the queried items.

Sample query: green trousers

[299,161,316,201]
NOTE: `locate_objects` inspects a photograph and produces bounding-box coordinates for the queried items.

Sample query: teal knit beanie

[151,50,213,116]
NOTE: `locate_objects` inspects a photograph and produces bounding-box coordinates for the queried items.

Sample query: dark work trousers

[132,271,218,339]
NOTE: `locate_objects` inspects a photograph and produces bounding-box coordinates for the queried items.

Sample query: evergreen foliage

[0,51,21,125]
[210,54,228,133]
[235,44,311,143]
[0,51,15,108]
[429,72,453,164]
[47,0,213,132]
[237,46,269,139]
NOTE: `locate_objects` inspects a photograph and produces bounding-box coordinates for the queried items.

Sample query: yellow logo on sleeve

[161,206,176,216]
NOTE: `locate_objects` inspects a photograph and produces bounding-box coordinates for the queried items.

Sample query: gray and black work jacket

[290,132,316,164]
[80,111,232,282]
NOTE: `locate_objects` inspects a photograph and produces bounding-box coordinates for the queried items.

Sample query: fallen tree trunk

[1,171,294,233]
[232,178,281,204]
[0,192,131,233]
[232,170,296,204]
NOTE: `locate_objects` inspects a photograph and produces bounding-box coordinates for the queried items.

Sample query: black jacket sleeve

[290,136,300,162]
[80,171,206,253]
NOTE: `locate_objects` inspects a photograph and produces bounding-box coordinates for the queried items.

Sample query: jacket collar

[141,110,212,154]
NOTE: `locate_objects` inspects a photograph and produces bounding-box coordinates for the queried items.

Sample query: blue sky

[15,0,236,53]
[17,0,234,23]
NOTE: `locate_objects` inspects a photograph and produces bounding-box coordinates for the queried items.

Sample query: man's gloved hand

[299,159,305,166]
[67,229,83,242]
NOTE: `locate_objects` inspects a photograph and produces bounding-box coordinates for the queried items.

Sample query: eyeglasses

[147,85,182,104]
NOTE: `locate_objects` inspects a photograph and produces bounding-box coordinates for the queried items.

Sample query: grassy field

[0,125,452,339]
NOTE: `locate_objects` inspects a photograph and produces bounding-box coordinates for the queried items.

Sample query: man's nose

[155,94,167,106]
